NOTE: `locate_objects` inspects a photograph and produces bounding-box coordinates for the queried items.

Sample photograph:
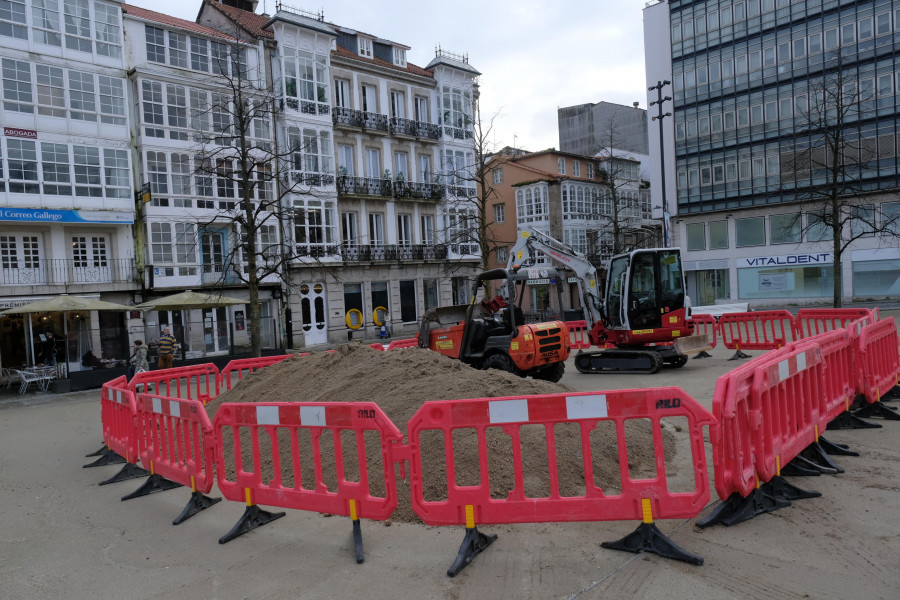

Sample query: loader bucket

[674,333,712,355]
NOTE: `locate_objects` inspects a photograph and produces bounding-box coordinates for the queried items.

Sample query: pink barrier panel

[129,364,221,405]
[135,393,217,494]
[791,329,855,423]
[688,314,718,349]
[793,308,872,339]
[406,388,715,526]
[565,320,591,350]
[221,355,293,390]
[386,338,418,350]
[719,310,795,351]
[857,318,900,404]
[370,343,386,351]
[213,402,404,520]
[101,376,140,464]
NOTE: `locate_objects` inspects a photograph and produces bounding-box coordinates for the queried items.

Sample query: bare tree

[787,54,900,306]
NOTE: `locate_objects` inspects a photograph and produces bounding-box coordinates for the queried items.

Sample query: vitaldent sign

[739,252,833,268]
[0,208,134,224]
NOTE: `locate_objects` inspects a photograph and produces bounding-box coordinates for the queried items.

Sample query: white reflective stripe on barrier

[489,399,529,423]
[257,405,280,425]
[300,405,326,426]
[566,394,608,419]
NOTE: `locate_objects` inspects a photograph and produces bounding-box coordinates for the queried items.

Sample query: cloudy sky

[138,0,649,152]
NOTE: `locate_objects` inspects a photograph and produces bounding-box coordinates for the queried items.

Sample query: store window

[738,265,832,298]
[853,259,900,297]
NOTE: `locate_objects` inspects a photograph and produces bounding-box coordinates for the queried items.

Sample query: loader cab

[605,248,686,331]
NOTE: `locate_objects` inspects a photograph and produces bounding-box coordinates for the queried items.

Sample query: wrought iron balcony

[337,244,448,262]
[443,126,473,140]
[293,172,336,187]
[283,97,331,116]
[333,106,364,128]
[336,176,444,201]
[0,258,136,287]
[362,111,388,132]
[390,117,441,140]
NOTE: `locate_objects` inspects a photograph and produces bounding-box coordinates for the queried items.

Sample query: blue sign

[0,207,134,224]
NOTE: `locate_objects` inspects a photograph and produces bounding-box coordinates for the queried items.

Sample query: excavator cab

[605,248,686,332]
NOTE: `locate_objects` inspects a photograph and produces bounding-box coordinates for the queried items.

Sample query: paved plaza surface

[2,325,899,600]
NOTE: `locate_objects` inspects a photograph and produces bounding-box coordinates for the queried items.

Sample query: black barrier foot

[827,411,882,430]
[447,527,497,577]
[173,491,222,525]
[98,462,150,485]
[602,522,704,566]
[818,436,859,457]
[83,450,126,468]
[854,401,900,421]
[762,476,821,501]
[352,519,364,564]
[121,473,182,501]
[696,489,790,528]
[801,442,844,474]
[218,505,286,544]
[693,351,713,359]
[782,453,836,476]
[727,349,752,361]
[85,445,108,457]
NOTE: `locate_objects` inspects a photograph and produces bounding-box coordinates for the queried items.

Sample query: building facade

[645,0,900,306]
[558,101,651,156]
[0,0,137,368]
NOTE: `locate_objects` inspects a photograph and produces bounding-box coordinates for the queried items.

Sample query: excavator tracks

[573,349,664,375]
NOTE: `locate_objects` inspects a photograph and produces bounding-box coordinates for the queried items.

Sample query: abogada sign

[739,252,833,267]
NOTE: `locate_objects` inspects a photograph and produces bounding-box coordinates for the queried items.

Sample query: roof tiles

[122,4,236,40]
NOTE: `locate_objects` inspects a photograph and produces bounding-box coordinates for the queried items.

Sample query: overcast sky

[137,0,649,152]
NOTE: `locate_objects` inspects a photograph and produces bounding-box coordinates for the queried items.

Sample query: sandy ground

[1,318,899,599]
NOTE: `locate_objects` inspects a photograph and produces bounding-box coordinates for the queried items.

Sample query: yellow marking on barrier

[877,387,881,402]
[150,460,155,475]
[815,425,819,441]
[244,488,252,506]
[755,476,760,489]
[349,499,358,521]
[776,455,781,476]
[641,498,653,524]
[465,505,475,529]
[190,475,197,492]
[846,395,851,410]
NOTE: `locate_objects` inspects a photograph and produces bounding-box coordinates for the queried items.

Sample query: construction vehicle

[417,267,569,382]
[507,228,710,374]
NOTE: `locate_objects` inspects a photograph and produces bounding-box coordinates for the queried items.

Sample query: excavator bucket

[673,333,713,355]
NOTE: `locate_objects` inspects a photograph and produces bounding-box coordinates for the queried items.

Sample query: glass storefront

[853,259,900,297]
[737,265,833,298]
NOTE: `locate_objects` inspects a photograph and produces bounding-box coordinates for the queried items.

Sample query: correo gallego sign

[0,207,134,224]
[739,252,833,268]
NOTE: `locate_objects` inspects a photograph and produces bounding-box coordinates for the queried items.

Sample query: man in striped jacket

[157,326,177,369]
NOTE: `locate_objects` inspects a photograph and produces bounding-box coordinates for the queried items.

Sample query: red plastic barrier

[793,308,872,339]
[791,329,855,423]
[129,364,221,405]
[565,320,592,350]
[857,318,900,404]
[386,338,418,350]
[100,376,140,464]
[135,392,217,494]
[370,343,386,351]
[719,310,795,351]
[213,402,404,520]
[405,388,715,526]
[221,355,293,390]
[688,314,718,349]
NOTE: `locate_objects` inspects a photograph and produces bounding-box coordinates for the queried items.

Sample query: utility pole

[648,80,672,247]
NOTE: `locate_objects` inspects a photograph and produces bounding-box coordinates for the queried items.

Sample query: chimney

[633,102,639,108]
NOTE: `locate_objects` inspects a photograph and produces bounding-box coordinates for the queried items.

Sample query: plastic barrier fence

[687,314,718,358]
[100,376,140,465]
[791,329,855,423]
[565,320,592,350]
[793,308,872,339]
[129,364,221,405]
[405,388,715,568]
[857,318,900,404]
[133,392,221,522]
[719,310,795,357]
[386,338,418,350]
[370,343,386,351]
[220,355,293,390]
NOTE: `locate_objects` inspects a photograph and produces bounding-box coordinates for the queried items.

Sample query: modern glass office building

[645,0,900,305]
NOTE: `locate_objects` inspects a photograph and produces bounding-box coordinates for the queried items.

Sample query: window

[103,149,129,198]
[337,144,354,177]
[71,235,107,268]
[807,212,830,242]
[94,1,121,57]
[808,32,822,54]
[859,17,874,41]
[736,217,766,246]
[334,78,350,108]
[190,37,208,72]
[210,41,228,75]
[146,150,168,195]
[358,37,372,58]
[851,205,875,237]
[421,214,435,245]
[687,223,706,251]
[73,146,101,197]
[368,212,384,245]
[41,143,70,195]
[709,221,729,249]
[168,32,187,68]
[7,139,39,193]
[587,163,594,178]
[341,212,359,246]
[573,160,581,177]
[490,166,505,185]
[390,90,405,118]
[142,80,164,137]
[360,83,375,112]
[558,157,566,174]
[876,12,892,36]
[393,150,408,182]
[792,37,806,59]
[97,75,125,125]
[36,64,65,117]
[494,203,505,224]
[414,96,428,122]
[150,222,174,263]
[68,70,95,121]
[841,23,856,46]
[769,213,801,244]
[64,0,92,52]
[32,0,61,46]
[824,27,839,50]
[0,0,27,39]
[724,110,735,129]
[496,247,508,264]
[393,47,406,67]
[397,214,412,245]
[215,158,234,199]
[166,84,187,134]
[3,58,32,113]
[399,280,416,322]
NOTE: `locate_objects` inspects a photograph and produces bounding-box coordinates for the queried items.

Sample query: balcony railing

[332,107,389,132]
[390,117,441,140]
[0,258,136,286]
[336,176,444,200]
[293,172,336,187]
[363,111,389,132]
[283,97,331,116]
[293,244,448,263]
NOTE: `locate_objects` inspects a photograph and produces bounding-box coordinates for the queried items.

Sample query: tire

[666,355,689,369]
[531,361,565,383]
[483,353,519,375]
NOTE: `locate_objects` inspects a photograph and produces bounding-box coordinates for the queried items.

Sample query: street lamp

[649,80,672,247]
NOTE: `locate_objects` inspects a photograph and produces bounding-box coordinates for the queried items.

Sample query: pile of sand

[207,343,670,523]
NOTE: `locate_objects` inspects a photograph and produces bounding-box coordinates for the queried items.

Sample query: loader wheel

[532,362,565,383]
[483,353,519,376]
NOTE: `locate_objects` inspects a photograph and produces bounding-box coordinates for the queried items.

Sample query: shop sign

[0,208,134,224]
[3,127,37,139]
[739,252,833,268]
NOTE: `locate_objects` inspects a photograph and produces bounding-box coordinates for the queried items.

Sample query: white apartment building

[0,0,136,369]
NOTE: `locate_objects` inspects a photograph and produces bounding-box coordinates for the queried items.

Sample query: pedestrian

[157,326,177,369]
[42,332,57,367]
[128,340,149,379]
